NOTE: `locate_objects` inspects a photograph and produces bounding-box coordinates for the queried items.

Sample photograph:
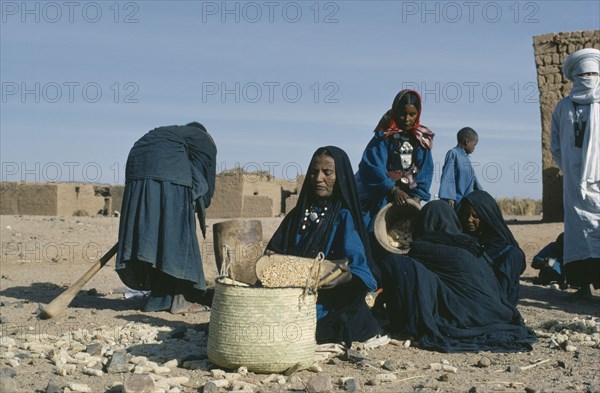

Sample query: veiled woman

[458,190,526,306]
[381,201,534,352]
[266,146,382,346]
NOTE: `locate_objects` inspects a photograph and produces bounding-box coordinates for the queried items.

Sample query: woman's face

[398,104,418,131]
[310,154,336,199]
[459,204,480,233]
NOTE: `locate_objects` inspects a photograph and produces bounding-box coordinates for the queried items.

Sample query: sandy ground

[0,214,599,393]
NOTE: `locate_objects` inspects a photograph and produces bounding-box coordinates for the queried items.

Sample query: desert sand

[0,214,598,393]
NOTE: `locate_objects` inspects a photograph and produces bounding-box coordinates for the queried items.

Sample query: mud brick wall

[205,174,245,219]
[0,183,58,215]
[56,183,105,216]
[533,30,600,222]
[242,180,283,217]
[242,195,273,218]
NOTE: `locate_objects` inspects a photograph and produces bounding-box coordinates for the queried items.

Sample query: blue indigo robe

[439,146,482,205]
[357,130,434,232]
[116,125,217,300]
[295,208,377,319]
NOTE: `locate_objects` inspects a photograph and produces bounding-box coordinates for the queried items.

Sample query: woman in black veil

[266,146,383,346]
[381,201,535,352]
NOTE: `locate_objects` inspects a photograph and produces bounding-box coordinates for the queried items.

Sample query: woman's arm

[411,146,434,202]
[358,133,396,203]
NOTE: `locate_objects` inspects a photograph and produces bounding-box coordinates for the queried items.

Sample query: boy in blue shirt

[439,127,482,208]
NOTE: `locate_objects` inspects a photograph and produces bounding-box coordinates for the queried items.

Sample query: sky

[1,0,599,199]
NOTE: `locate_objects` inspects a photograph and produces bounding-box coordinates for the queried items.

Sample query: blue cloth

[116,125,217,311]
[439,146,482,205]
[295,208,378,320]
[357,130,434,232]
[126,125,216,202]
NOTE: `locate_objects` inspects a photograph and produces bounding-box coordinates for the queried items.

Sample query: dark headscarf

[267,146,376,272]
[374,90,434,149]
[459,191,518,258]
[413,200,482,257]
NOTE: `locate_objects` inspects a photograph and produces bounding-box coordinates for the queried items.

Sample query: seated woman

[266,146,383,346]
[457,190,526,306]
[381,201,534,352]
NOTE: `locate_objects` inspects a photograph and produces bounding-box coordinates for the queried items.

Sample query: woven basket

[208,280,317,373]
[374,200,421,254]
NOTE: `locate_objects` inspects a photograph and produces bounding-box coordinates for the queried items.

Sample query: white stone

[209,379,229,388]
[83,367,103,376]
[261,374,278,384]
[7,358,19,368]
[66,382,92,392]
[442,365,458,373]
[376,373,397,383]
[163,359,178,368]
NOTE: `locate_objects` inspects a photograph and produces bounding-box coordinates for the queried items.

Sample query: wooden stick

[38,243,118,319]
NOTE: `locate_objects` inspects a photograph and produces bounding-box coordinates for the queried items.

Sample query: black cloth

[382,201,535,352]
[564,258,600,288]
[459,191,526,305]
[459,190,518,257]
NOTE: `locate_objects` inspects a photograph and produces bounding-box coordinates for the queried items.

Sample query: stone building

[533,30,600,222]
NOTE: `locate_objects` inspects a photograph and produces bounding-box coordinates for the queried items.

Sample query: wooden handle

[38,243,118,319]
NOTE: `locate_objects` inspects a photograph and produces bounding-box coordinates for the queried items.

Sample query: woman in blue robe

[356,90,434,284]
[381,201,534,352]
[116,122,217,314]
[266,146,382,346]
[457,190,526,306]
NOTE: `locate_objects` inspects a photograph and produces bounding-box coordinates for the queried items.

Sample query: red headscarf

[374,89,434,150]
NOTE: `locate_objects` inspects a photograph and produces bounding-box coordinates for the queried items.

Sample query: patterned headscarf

[374,90,434,149]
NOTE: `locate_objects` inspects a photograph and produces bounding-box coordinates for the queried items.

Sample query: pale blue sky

[1,1,599,198]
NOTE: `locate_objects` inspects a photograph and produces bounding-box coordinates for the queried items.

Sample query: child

[532,233,566,288]
[439,127,482,208]
[356,89,434,286]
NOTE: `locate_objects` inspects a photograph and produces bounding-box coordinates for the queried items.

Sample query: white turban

[562,48,600,105]
[563,48,600,191]
[563,48,600,81]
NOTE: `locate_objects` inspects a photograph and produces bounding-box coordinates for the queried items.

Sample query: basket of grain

[207,277,316,373]
[374,199,421,254]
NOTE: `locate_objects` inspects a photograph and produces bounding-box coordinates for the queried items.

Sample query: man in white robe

[550,48,600,298]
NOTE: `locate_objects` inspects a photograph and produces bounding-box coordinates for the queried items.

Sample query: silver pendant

[309,212,318,222]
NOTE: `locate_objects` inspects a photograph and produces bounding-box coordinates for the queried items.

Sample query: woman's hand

[390,186,411,206]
